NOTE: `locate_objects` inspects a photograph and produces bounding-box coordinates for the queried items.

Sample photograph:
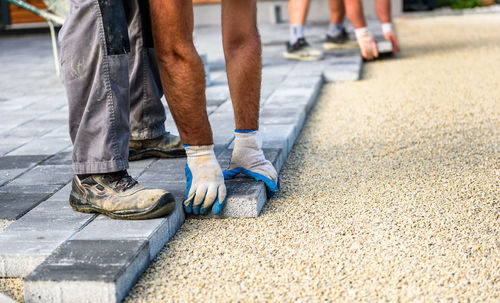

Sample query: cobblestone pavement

[125,14,500,302]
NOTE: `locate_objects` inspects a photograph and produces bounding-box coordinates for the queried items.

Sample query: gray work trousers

[59,0,167,174]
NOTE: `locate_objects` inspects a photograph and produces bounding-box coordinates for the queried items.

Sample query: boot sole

[129,148,186,161]
[69,192,176,220]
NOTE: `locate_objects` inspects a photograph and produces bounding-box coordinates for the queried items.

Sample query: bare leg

[149,0,212,146]
[329,0,345,24]
[375,0,391,23]
[221,0,261,131]
[289,0,311,25]
[344,0,367,29]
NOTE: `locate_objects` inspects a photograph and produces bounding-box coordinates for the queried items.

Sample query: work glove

[223,130,279,196]
[354,27,379,61]
[184,145,227,215]
[381,23,401,55]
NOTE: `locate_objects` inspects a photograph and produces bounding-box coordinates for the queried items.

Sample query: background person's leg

[60,0,131,174]
[124,0,166,141]
[329,0,346,24]
[284,0,322,61]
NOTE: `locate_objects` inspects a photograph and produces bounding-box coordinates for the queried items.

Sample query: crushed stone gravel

[125,14,500,302]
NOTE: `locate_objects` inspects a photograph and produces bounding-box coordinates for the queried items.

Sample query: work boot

[129,132,185,161]
[323,28,357,50]
[69,171,176,220]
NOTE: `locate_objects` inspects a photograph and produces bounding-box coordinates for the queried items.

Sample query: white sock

[290,25,305,44]
[328,23,344,37]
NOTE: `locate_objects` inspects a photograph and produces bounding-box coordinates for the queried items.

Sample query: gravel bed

[125,13,500,302]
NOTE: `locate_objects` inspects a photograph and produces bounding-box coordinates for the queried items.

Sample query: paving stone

[377,39,393,54]
[260,124,296,154]
[0,292,17,303]
[0,184,62,194]
[205,84,230,106]
[24,240,150,303]
[71,183,185,260]
[8,165,73,186]
[0,168,26,187]
[0,192,53,219]
[39,152,73,166]
[206,179,267,218]
[127,158,156,179]
[7,137,71,156]
[138,158,187,185]
[0,195,95,276]
[0,155,47,170]
[7,119,65,138]
[323,55,363,82]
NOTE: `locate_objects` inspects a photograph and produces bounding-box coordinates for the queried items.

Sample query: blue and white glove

[223,130,279,196]
[184,145,227,215]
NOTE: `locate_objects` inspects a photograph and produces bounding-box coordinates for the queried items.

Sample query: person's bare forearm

[149,0,213,146]
[221,0,261,131]
[375,0,391,24]
[344,0,366,29]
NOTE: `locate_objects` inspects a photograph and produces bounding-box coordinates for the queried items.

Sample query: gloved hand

[381,23,401,55]
[354,27,379,61]
[184,145,226,215]
[223,130,279,196]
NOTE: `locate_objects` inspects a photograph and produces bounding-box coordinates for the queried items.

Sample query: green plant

[449,0,483,9]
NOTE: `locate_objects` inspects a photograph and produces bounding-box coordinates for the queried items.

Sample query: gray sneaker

[69,171,176,220]
[129,132,185,161]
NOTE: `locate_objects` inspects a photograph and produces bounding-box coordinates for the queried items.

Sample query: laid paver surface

[0,20,370,301]
[124,14,499,302]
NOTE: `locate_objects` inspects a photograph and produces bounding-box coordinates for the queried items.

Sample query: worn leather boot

[69,171,176,220]
[129,132,185,161]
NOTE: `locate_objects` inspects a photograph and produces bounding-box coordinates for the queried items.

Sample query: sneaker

[323,28,358,50]
[129,132,185,161]
[69,171,176,220]
[283,38,323,61]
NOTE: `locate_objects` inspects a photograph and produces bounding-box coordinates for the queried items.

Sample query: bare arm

[149,0,213,146]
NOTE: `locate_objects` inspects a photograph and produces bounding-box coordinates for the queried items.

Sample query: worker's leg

[125,0,166,141]
[60,0,131,174]
[59,0,175,220]
[149,0,226,215]
[124,0,185,160]
[221,0,279,195]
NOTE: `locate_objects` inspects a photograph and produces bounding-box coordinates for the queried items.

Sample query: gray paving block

[0,192,53,219]
[0,183,63,194]
[260,124,296,154]
[323,55,363,83]
[206,179,266,218]
[8,165,73,186]
[0,292,17,303]
[138,158,186,185]
[205,84,230,106]
[377,40,393,54]
[7,137,71,156]
[72,183,185,260]
[24,240,150,303]
[40,152,72,166]
[0,193,95,277]
[0,155,47,170]
[127,158,156,179]
[0,168,26,187]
